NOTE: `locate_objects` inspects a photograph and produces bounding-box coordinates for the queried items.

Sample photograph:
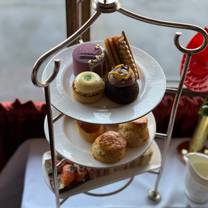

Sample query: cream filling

[74,72,105,94]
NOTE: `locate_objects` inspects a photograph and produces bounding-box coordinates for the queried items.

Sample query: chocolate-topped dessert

[72,43,106,77]
[105,64,139,104]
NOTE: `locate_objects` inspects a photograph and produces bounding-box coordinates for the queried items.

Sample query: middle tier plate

[41,41,166,124]
[44,112,156,168]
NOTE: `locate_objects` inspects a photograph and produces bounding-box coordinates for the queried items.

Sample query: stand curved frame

[31,1,208,207]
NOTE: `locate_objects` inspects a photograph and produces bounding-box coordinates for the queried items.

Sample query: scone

[118,116,149,147]
[72,71,105,104]
[76,121,104,143]
[91,131,127,163]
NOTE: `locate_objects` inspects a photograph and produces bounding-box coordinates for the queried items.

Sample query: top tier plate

[41,41,166,124]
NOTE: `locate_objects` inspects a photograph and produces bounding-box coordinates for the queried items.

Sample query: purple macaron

[72,43,106,76]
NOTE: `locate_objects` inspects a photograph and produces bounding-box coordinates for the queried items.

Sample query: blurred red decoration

[180,27,208,92]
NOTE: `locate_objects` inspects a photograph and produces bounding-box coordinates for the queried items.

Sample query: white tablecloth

[1,138,208,208]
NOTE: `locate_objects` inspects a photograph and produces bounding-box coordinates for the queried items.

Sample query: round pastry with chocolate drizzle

[105,64,139,104]
[72,43,106,77]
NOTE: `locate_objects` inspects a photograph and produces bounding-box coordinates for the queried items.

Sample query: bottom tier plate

[42,140,161,199]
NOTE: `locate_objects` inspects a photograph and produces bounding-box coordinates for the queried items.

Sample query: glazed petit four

[104,31,140,79]
[91,131,127,164]
[105,64,139,104]
[72,71,105,104]
[76,121,104,143]
[72,43,106,77]
[118,116,149,148]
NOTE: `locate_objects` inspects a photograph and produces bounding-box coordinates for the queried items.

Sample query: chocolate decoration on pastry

[105,64,139,104]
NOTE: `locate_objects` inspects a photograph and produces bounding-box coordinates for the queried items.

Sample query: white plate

[44,112,156,168]
[42,41,166,124]
[42,140,161,198]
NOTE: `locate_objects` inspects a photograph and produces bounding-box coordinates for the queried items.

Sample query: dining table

[1,137,208,208]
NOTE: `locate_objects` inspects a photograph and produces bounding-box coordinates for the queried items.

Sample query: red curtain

[0,100,46,171]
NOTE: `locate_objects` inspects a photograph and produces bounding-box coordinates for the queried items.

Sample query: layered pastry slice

[104,31,140,79]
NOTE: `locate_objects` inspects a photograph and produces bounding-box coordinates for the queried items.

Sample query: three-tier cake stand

[31,1,208,207]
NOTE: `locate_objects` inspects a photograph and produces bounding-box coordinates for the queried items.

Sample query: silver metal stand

[84,177,134,197]
[32,0,208,207]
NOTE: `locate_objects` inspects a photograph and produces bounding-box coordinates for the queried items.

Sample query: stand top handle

[32,0,208,88]
[118,7,208,54]
[31,11,101,87]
